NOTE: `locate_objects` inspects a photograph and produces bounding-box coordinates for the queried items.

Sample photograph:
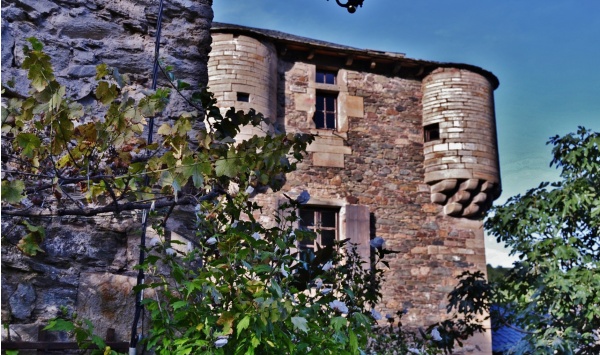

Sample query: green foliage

[17,220,46,256]
[1,179,25,203]
[366,310,443,355]
[45,311,125,355]
[485,127,600,354]
[140,195,388,354]
[486,264,511,284]
[22,37,55,92]
[1,40,312,256]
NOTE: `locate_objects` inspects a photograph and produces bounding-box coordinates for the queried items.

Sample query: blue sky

[212,0,600,266]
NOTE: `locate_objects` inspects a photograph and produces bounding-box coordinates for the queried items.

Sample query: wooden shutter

[341,205,370,268]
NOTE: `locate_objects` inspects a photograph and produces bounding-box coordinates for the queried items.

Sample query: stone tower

[209,32,278,139]
[422,68,501,218]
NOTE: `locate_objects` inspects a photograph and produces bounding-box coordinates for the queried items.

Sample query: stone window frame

[424,122,440,142]
[289,63,364,168]
[313,91,338,130]
[309,67,350,135]
[291,196,371,267]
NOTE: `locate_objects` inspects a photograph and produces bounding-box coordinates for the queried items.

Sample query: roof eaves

[210,22,499,89]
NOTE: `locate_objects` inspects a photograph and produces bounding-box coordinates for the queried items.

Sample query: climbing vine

[1,37,312,255]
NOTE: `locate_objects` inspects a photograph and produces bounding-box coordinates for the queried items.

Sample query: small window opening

[316,70,337,85]
[237,92,250,102]
[424,123,440,142]
[313,92,337,130]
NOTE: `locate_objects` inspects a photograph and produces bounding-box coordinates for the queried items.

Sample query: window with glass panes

[313,92,337,129]
[298,206,340,261]
[316,70,336,85]
[313,70,338,130]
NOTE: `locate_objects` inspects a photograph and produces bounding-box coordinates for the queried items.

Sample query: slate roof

[491,306,527,354]
[211,22,499,89]
[492,324,525,354]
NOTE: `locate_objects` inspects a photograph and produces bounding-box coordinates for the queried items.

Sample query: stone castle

[207,23,501,353]
[2,1,501,353]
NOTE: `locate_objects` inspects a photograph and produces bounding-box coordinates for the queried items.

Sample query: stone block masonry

[2,13,500,353]
[1,0,213,343]
[208,33,278,140]
[208,23,500,354]
[423,68,501,219]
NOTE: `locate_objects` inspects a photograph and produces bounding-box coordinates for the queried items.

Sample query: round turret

[422,68,501,218]
[208,32,278,139]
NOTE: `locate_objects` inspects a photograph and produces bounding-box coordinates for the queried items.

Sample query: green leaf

[48,85,66,112]
[16,132,41,158]
[17,221,46,256]
[95,63,110,80]
[171,300,188,310]
[44,318,75,332]
[331,316,346,331]
[22,39,55,92]
[177,80,191,91]
[91,334,106,350]
[157,123,173,136]
[27,37,44,51]
[1,180,25,203]
[236,315,250,336]
[95,81,118,105]
[291,316,308,333]
[181,157,209,188]
[215,151,240,178]
[348,328,358,354]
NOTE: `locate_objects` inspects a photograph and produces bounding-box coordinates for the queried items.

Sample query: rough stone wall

[252,58,495,353]
[1,0,213,342]
[2,0,212,117]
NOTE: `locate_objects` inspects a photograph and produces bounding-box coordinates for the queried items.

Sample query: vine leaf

[236,315,250,336]
[215,151,239,178]
[291,316,308,333]
[159,171,182,193]
[22,38,54,92]
[96,81,118,105]
[157,123,173,136]
[45,318,75,332]
[17,221,46,256]
[16,132,41,158]
[1,180,25,203]
[181,157,211,188]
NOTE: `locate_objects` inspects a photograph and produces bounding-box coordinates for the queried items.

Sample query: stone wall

[1,0,213,342]
[275,61,494,354]
[206,28,499,352]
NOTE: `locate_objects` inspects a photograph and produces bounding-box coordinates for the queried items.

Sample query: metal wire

[129,0,165,353]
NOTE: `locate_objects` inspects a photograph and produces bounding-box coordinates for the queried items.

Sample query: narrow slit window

[424,123,440,142]
[313,92,337,130]
[237,92,250,102]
